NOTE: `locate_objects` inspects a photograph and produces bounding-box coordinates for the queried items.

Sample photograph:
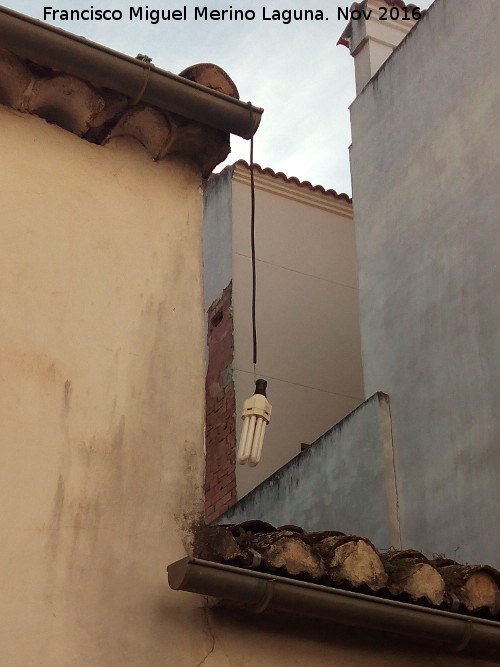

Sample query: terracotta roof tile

[0,45,240,176]
[194,522,500,619]
[234,160,352,203]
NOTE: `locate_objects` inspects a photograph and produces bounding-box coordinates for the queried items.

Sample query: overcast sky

[13,0,433,194]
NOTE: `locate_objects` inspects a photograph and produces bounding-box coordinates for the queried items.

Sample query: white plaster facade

[339,0,420,93]
[348,0,500,565]
[204,163,365,498]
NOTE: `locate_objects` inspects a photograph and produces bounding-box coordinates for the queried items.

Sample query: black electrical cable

[250,136,257,367]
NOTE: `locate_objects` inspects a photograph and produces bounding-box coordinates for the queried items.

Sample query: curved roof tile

[195,522,500,620]
[234,160,352,203]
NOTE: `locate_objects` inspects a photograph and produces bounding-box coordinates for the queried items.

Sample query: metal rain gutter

[0,5,263,139]
[168,557,500,655]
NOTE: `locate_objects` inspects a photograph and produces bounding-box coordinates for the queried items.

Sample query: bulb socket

[254,379,267,396]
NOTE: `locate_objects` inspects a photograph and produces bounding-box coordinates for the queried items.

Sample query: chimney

[338,0,423,94]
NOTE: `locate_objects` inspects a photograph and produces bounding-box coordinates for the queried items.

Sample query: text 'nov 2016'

[338,5,422,21]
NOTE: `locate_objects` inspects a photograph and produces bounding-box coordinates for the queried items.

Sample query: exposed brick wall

[205,282,237,523]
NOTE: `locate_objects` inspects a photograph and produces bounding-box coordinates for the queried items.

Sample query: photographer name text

[42,5,423,25]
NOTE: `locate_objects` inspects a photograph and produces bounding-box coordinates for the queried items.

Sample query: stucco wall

[349,0,500,566]
[230,172,364,498]
[192,607,493,666]
[220,393,400,549]
[0,107,207,666]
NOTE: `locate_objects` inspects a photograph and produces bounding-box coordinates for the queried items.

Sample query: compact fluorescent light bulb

[237,379,272,467]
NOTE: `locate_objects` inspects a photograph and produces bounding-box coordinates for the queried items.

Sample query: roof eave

[0,5,263,139]
[168,557,500,656]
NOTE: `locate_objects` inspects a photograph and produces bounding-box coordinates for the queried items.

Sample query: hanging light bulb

[237,379,272,467]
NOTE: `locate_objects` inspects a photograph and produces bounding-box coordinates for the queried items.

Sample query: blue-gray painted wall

[203,167,233,311]
[349,0,500,566]
[219,393,399,550]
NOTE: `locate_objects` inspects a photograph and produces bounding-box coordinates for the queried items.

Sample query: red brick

[206,486,217,500]
[215,492,232,510]
[220,479,234,494]
[204,282,237,522]
[219,470,232,482]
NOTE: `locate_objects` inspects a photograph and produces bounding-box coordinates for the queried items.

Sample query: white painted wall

[230,167,364,497]
[349,0,500,566]
[347,0,418,93]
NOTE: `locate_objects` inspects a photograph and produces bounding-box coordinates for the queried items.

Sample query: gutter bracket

[247,579,275,614]
[451,619,473,652]
[131,63,152,106]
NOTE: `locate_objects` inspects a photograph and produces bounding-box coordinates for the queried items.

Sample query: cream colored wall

[231,171,364,497]
[0,106,207,666]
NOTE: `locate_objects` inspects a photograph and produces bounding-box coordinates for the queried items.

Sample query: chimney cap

[337,0,426,48]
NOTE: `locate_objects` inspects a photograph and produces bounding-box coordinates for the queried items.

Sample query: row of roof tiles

[195,521,500,620]
[0,48,235,177]
[234,160,352,203]
[0,48,350,192]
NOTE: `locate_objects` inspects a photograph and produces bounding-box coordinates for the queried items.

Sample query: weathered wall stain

[1,106,206,664]
[63,379,72,413]
[47,474,65,555]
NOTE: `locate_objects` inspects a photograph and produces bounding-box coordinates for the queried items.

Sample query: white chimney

[338,0,424,94]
